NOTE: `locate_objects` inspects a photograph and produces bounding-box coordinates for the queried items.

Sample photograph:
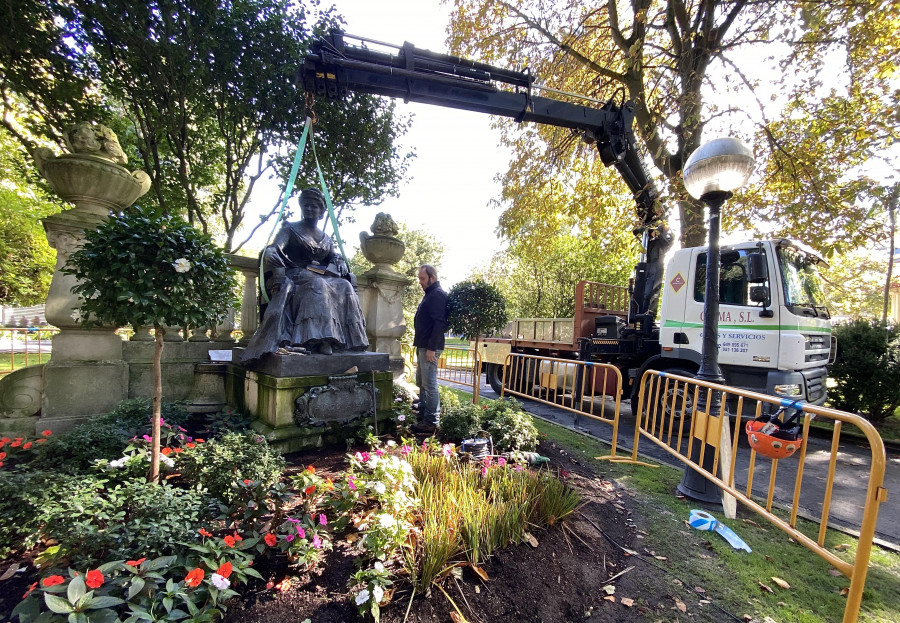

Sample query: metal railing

[500,353,623,457]
[0,328,57,374]
[403,344,482,399]
[632,370,887,623]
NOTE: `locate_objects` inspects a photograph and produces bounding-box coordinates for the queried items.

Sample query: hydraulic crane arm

[302,32,671,318]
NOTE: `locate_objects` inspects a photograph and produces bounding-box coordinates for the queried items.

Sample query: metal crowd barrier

[632,370,887,623]
[402,344,482,400]
[0,328,57,375]
[500,353,622,457]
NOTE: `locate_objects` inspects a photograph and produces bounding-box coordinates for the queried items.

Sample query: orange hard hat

[746,420,802,460]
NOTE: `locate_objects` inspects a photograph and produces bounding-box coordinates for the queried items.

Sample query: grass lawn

[450,387,900,623]
[0,352,52,372]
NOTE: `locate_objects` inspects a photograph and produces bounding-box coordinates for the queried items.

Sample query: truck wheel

[632,368,696,421]
[485,363,504,394]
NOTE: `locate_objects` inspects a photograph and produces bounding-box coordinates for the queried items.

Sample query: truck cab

[658,239,832,405]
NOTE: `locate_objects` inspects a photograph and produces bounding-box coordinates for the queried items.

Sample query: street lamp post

[676,138,755,503]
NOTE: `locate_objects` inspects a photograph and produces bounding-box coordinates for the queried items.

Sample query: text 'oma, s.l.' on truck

[300,31,835,413]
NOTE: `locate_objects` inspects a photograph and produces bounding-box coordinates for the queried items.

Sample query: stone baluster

[226,254,260,346]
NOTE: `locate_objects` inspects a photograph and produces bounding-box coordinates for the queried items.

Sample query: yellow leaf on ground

[674,598,687,613]
[471,565,490,581]
[450,612,468,623]
[524,532,539,547]
[621,598,634,607]
[603,595,616,602]
[834,543,851,551]
[602,584,616,595]
[840,587,850,597]
[771,577,791,589]
[758,581,775,594]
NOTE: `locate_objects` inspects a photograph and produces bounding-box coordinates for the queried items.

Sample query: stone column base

[39,360,128,434]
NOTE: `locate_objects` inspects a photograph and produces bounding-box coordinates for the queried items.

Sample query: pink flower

[498,457,507,467]
[361,451,370,462]
[481,465,488,476]
[285,534,295,542]
[348,475,357,491]
[354,451,364,461]
[442,444,453,458]
[400,445,412,456]
[142,435,152,442]
[514,464,524,472]
[296,526,306,539]
[312,534,322,549]
[319,513,327,526]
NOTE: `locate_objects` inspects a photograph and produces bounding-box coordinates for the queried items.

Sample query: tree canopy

[1,0,414,251]
[447,0,899,256]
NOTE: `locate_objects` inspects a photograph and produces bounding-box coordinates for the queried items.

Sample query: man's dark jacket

[413,281,448,351]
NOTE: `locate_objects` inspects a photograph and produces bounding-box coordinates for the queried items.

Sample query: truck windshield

[777,246,829,318]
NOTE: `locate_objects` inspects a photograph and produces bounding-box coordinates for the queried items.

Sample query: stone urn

[359,212,405,272]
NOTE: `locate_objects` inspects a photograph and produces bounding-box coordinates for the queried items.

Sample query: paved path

[444,380,900,549]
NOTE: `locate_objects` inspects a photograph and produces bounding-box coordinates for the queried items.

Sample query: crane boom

[302,31,671,318]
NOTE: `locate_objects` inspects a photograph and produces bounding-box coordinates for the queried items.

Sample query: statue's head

[298,188,326,220]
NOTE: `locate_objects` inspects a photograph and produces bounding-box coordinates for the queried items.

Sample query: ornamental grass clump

[64,207,236,482]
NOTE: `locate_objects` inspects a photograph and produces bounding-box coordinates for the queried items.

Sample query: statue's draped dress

[240,222,368,363]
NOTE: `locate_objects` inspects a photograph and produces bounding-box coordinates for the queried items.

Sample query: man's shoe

[410,422,437,434]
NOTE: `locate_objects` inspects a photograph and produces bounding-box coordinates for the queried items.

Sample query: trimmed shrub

[178,431,285,503]
[481,398,538,452]
[439,401,484,442]
[829,320,900,424]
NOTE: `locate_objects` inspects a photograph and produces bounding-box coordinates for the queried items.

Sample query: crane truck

[302,32,834,414]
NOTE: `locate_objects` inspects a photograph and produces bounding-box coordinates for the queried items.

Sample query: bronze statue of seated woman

[240,188,369,364]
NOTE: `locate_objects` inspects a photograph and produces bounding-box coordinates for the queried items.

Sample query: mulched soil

[0,436,721,623]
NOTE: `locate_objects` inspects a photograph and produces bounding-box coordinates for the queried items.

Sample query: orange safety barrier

[500,353,623,458]
[632,370,887,623]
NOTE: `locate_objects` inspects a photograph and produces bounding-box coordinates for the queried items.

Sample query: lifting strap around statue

[259,117,348,304]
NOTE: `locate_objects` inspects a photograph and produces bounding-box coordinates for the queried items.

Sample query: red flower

[223,535,236,548]
[186,442,196,448]
[305,465,316,474]
[36,439,47,444]
[23,442,32,449]
[304,485,316,495]
[22,581,37,599]
[196,438,205,443]
[232,531,243,542]
[85,569,104,589]
[0,452,6,460]
[184,568,204,587]
[161,447,172,456]
[41,430,52,437]
[10,440,21,448]
[243,479,252,485]
[0,437,9,444]
[126,558,146,567]
[325,477,334,491]
[198,528,212,537]
[0,462,4,468]
[173,447,184,453]
[41,575,65,587]
[217,562,233,578]
[264,533,277,547]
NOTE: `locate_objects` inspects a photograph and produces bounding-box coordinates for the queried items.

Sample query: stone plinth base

[40,359,128,434]
[124,341,235,403]
[226,352,393,453]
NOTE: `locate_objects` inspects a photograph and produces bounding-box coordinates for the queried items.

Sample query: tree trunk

[473,335,482,405]
[148,324,165,483]
[882,185,898,325]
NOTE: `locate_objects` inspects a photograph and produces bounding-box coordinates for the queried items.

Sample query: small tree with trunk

[447,280,509,403]
[64,207,235,482]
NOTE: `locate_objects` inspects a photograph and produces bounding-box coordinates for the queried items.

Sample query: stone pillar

[33,123,151,433]
[358,214,412,378]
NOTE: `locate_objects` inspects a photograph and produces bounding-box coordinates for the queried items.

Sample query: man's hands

[426,349,437,363]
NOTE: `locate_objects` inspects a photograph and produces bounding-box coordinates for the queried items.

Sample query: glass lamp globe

[683,137,755,200]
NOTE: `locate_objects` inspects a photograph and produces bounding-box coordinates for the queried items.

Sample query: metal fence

[402,344,483,399]
[632,370,887,623]
[500,353,623,458]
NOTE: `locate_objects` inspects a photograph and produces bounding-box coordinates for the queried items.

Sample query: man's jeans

[415,347,442,425]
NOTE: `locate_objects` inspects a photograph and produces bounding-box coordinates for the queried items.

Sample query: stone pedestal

[357,268,411,378]
[229,350,392,453]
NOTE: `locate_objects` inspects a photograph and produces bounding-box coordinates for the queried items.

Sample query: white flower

[109,457,128,469]
[373,482,386,495]
[70,309,83,322]
[373,562,385,573]
[160,455,175,468]
[173,258,192,273]
[386,440,396,447]
[210,573,230,590]
[377,513,396,528]
[372,584,384,603]
[355,588,370,605]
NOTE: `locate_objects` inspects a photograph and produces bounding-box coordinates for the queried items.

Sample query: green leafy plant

[447,279,509,403]
[178,431,285,504]
[438,401,484,442]
[64,207,236,482]
[481,398,538,452]
[829,320,900,424]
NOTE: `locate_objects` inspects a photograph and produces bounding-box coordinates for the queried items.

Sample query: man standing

[411,264,448,434]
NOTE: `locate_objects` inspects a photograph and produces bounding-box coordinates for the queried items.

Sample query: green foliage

[447,279,509,341]
[0,469,82,558]
[0,127,60,305]
[178,431,285,504]
[438,401,484,442]
[30,400,189,472]
[39,476,213,565]
[64,207,236,331]
[828,320,900,423]
[480,398,538,452]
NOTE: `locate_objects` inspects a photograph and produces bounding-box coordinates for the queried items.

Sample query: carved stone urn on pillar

[357,213,412,378]
[35,122,152,431]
